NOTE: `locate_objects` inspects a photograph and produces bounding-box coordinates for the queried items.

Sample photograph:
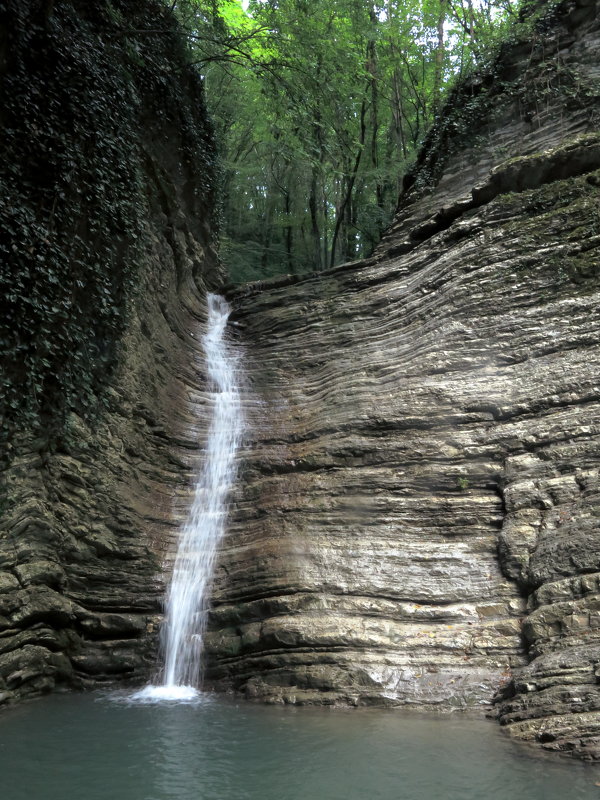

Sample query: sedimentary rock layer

[206,0,600,758]
[0,1,218,703]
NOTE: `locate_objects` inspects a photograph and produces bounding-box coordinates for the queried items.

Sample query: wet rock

[205,0,600,760]
[76,612,148,639]
[70,642,147,678]
[14,561,66,590]
[0,574,19,595]
[1,0,599,766]
[0,0,219,704]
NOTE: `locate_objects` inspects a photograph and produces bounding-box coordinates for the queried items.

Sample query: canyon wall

[206,0,600,759]
[1,0,599,765]
[0,0,218,703]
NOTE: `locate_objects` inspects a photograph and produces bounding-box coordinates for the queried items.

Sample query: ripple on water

[1,693,600,800]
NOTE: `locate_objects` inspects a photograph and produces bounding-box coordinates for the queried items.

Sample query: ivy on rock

[0,0,216,449]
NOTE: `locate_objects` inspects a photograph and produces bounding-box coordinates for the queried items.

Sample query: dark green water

[0,692,599,800]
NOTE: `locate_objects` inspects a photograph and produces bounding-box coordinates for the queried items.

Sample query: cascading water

[133,293,243,702]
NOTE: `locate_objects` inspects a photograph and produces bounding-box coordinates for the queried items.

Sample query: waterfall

[133,293,243,702]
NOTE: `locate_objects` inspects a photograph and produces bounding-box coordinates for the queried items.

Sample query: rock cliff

[205,0,600,759]
[1,0,599,765]
[0,0,219,703]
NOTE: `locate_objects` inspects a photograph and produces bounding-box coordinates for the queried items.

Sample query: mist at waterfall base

[2,693,600,800]
[134,293,243,703]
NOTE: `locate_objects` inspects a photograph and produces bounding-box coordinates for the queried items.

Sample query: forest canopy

[172,0,524,283]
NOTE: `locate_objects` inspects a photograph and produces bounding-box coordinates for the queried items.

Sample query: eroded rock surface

[1,0,599,764]
[205,0,600,759]
[0,1,219,703]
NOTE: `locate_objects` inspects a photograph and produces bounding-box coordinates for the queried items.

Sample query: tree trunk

[329,90,368,268]
[368,9,384,220]
[284,190,295,275]
[433,1,447,114]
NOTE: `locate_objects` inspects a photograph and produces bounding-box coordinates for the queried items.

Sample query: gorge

[0,0,599,769]
[204,0,600,759]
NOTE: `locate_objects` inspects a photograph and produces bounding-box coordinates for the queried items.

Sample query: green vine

[0,0,216,452]
[404,0,592,197]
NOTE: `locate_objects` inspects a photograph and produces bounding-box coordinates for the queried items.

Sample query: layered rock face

[206,0,600,758]
[1,0,599,765]
[0,1,219,703]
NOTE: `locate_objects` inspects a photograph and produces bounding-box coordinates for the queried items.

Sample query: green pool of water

[0,692,598,799]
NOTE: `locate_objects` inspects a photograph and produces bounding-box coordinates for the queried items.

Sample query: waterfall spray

[133,293,243,702]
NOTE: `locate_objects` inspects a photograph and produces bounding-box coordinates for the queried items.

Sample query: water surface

[0,693,598,800]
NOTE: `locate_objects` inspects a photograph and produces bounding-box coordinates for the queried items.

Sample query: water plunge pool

[0,692,599,799]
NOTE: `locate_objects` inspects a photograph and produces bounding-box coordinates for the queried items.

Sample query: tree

[172,0,521,283]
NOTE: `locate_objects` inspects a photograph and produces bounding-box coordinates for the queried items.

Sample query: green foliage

[401,0,595,199]
[173,0,521,283]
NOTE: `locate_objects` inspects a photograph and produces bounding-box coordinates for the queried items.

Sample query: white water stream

[134,293,243,702]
